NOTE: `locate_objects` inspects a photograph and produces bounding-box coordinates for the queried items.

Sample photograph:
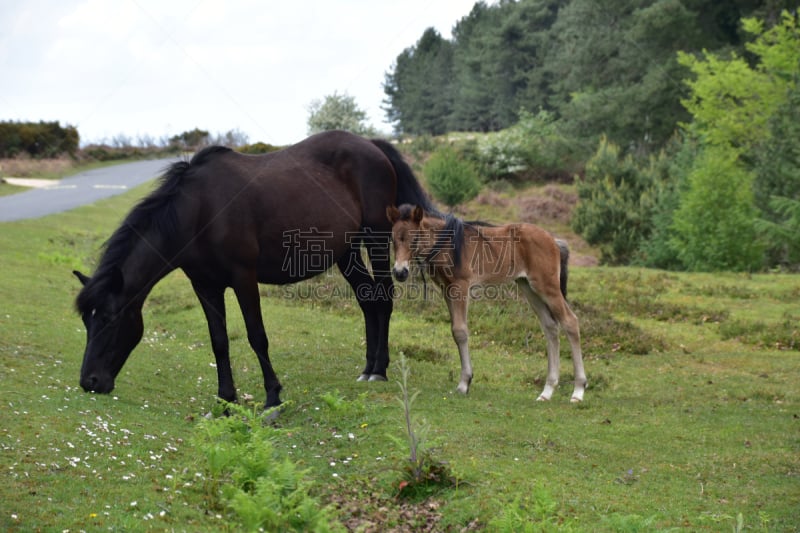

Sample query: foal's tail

[371,139,440,215]
[556,239,570,299]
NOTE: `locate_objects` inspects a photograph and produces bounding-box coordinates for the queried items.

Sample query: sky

[1,0,479,147]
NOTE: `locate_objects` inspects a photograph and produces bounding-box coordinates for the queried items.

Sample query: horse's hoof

[456,385,469,394]
[357,374,370,382]
[570,396,583,403]
[368,374,388,382]
[262,406,281,421]
[536,395,550,402]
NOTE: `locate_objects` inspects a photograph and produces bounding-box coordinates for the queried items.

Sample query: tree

[383,28,454,135]
[170,128,209,150]
[307,92,377,137]
[675,10,800,269]
[754,84,800,268]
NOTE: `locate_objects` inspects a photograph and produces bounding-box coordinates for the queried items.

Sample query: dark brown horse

[387,204,587,402]
[74,131,434,408]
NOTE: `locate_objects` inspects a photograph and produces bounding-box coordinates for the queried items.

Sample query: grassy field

[0,182,798,531]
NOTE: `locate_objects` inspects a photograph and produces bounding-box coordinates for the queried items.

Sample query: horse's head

[74,268,144,394]
[387,204,427,282]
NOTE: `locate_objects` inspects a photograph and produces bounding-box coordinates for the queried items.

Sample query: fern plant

[193,402,343,532]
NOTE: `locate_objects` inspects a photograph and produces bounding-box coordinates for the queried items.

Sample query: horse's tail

[556,239,570,299]
[371,138,440,215]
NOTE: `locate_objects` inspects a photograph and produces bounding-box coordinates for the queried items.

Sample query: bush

[423,145,482,207]
[193,403,342,532]
[476,109,579,181]
[635,135,698,270]
[238,142,282,154]
[670,145,763,271]
[0,121,79,158]
[572,137,656,265]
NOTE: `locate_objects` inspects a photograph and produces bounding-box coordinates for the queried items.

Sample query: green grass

[1,184,798,531]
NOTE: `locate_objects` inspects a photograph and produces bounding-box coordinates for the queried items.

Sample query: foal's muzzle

[392,265,409,282]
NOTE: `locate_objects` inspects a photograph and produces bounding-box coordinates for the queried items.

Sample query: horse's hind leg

[231,272,282,409]
[559,302,586,402]
[519,278,587,402]
[516,278,561,401]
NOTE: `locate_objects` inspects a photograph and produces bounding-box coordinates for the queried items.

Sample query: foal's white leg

[516,279,560,401]
[445,285,472,394]
[560,304,587,403]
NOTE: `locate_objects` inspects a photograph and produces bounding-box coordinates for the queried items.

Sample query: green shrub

[572,137,656,265]
[193,403,343,532]
[670,145,763,272]
[635,135,698,270]
[0,120,79,158]
[238,142,282,154]
[423,145,482,207]
[476,109,578,180]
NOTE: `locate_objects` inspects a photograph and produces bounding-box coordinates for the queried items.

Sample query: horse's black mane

[75,146,231,313]
[371,139,441,216]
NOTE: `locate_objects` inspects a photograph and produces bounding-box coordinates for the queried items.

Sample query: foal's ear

[386,205,400,224]
[73,270,91,286]
[412,205,423,223]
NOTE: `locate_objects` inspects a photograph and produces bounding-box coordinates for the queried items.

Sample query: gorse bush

[572,137,657,265]
[0,121,79,158]
[424,145,482,207]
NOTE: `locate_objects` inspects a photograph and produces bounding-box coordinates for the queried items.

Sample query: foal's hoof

[368,374,388,382]
[536,394,550,402]
[570,397,583,403]
[357,374,370,382]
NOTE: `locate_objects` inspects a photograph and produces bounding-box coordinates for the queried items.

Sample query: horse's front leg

[445,283,472,394]
[191,281,237,403]
[338,246,392,382]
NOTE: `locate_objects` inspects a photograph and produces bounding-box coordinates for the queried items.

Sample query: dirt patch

[517,185,577,225]
[474,190,511,209]
[328,483,482,532]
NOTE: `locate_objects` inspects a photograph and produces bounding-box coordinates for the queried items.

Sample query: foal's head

[386,204,426,282]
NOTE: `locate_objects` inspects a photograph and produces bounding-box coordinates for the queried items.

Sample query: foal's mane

[396,204,492,270]
[75,146,231,313]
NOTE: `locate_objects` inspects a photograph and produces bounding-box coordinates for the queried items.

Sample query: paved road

[0,158,175,222]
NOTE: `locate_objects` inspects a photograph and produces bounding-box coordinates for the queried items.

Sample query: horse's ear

[387,205,400,224]
[109,266,124,294]
[412,206,423,223]
[73,270,90,286]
